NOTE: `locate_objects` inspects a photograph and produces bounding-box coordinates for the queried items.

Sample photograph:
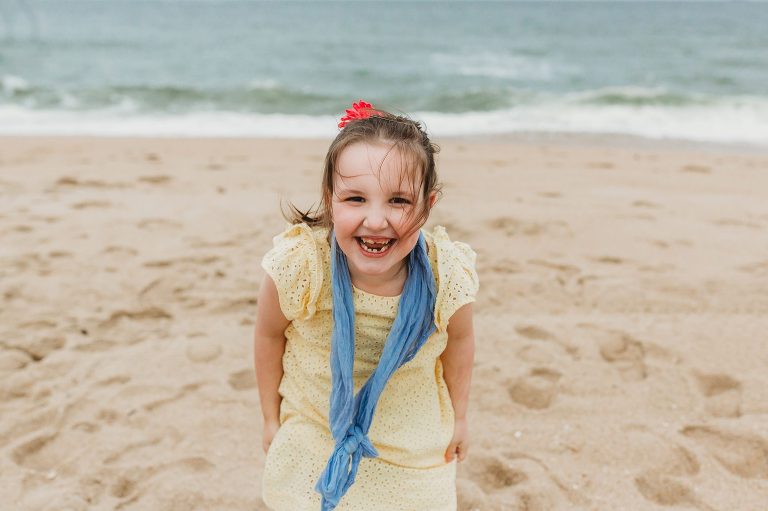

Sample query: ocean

[1,0,767,143]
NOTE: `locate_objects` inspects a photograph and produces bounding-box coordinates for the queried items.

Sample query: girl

[253,101,479,511]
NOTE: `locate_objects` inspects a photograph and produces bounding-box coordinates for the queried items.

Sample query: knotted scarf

[314,230,437,510]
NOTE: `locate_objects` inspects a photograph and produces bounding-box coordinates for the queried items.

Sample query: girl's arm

[253,274,290,451]
[440,302,475,462]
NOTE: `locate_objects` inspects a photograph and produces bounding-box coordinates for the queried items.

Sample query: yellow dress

[260,223,479,511]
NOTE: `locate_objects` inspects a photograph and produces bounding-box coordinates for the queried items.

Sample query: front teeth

[358,238,393,253]
[361,237,391,245]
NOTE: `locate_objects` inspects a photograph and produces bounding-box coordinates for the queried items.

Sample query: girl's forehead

[333,165,418,191]
[335,142,420,186]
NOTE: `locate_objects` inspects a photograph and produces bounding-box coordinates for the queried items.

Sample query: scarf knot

[342,425,368,455]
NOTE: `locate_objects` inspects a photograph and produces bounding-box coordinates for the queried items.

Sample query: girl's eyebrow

[339,188,415,196]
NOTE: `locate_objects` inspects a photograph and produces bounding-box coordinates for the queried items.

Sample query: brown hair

[282,106,442,241]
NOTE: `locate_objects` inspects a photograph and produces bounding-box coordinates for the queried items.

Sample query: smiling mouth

[356,237,396,254]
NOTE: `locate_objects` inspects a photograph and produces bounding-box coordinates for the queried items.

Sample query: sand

[1,135,767,511]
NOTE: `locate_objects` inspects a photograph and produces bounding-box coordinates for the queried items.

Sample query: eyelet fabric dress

[260,223,479,511]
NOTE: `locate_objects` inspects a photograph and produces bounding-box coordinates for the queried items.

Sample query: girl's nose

[363,207,389,230]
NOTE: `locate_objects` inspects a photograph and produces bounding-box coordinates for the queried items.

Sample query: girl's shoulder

[267,222,329,247]
[422,225,476,268]
[261,222,328,321]
[422,225,480,333]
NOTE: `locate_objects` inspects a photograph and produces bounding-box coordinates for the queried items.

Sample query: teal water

[1,0,767,142]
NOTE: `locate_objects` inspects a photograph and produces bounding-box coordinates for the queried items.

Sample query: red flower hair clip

[338,100,381,129]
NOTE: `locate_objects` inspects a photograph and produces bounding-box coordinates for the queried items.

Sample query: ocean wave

[1,75,30,95]
[1,97,767,145]
[0,81,335,114]
[404,87,535,113]
[567,86,715,107]
[3,77,739,117]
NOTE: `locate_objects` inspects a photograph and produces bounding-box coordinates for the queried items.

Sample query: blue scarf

[314,230,437,510]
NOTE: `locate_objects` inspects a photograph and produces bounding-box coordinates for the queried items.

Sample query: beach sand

[1,136,767,510]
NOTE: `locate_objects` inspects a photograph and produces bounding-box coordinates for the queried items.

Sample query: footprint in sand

[456,479,488,511]
[142,383,202,412]
[664,445,701,477]
[228,369,257,391]
[632,200,659,209]
[595,331,647,381]
[103,436,163,464]
[508,368,562,410]
[473,451,580,509]
[80,307,173,350]
[210,296,258,314]
[48,250,72,258]
[515,323,579,359]
[1,370,40,399]
[105,457,214,506]
[591,255,625,265]
[137,175,172,184]
[6,336,66,362]
[634,472,709,509]
[95,374,131,387]
[692,372,742,418]
[11,224,34,233]
[465,452,528,493]
[632,443,715,510]
[111,476,138,498]
[588,161,615,169]
[515,324,554,341]
[55,176,128,189]
[186,339,222,363]
[487,216,570,238]
[512,491,556,511]
[99,307,173,329]
[71,200,112,209]
[0,349,33,372]
[681,164,711,174]
[712,218,761,229]
[136,218,183,230]
[624,427,701,477]
[621,428,708,507]
[142,255,219,268]
[515,345,555,365]
[11,431,58,470]
[681,425,768,479]
[103,245,139,257]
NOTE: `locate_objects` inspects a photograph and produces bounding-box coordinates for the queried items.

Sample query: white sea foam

[1,75,30,96]
[0,100,766,146]
[0,105,338,137]
[431,99,760,145]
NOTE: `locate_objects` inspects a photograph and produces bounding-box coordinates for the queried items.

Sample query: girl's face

[331,141,434,287]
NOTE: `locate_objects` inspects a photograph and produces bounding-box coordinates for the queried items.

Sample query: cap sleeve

[260,223,323,321]
[431,226,480,333]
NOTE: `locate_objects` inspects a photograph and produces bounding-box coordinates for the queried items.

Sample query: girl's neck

[349,261,408,297]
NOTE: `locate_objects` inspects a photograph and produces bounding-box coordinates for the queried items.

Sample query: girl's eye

[346,196,364,202]
[391,197,411,205]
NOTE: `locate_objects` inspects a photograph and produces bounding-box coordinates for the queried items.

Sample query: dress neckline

[352,284,402,300]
